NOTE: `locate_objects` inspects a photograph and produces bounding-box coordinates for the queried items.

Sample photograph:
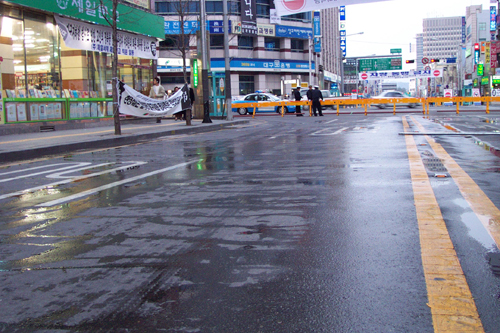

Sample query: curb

[1,120,249,163]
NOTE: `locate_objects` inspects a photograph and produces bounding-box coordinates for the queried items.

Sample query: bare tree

[162,0,199,83]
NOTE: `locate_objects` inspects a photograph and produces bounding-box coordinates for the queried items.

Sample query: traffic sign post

[422,57,429,65]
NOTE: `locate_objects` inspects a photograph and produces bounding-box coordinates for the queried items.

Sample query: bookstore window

[1,12,61,98]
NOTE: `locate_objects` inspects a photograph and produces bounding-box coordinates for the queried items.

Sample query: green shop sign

[4,0,164,38]
[481,77,490,85]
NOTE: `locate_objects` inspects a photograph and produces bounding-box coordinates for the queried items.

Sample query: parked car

[232,93,289,115]
[372,90,418,109]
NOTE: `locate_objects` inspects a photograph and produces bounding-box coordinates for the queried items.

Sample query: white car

[372,90,418,109]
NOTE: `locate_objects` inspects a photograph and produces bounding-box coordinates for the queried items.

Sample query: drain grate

[40,125,55,132]
[489,253,500,277]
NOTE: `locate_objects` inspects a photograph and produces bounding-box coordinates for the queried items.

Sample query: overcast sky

[344,0,494,66]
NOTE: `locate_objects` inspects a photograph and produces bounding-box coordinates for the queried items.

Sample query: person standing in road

[311,85,324,116]
[306,85,313,101]
[149,77,165,123]
[293,86,303,116]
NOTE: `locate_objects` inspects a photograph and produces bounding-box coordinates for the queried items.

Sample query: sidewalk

[0,118,249,163]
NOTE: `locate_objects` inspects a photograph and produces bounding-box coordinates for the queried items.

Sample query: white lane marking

[311,127,348,136]
[0,161,147,201]
[46,162,117,178]
[325,119,338,124]
[0,163,92,182]
[37,160,200,207]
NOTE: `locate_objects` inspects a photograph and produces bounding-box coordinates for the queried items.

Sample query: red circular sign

[433,70,440,77]
[422,57,429,64]
[361,73,368,80]
[281,0,305,12]
[0,56,3,62]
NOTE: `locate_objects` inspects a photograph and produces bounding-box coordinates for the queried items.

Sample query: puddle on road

[453,198,499,253]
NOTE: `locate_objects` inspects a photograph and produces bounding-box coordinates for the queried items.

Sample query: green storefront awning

[4,0,164,39]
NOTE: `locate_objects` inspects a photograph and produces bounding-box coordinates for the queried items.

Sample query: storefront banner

[358,69,443,80]
[117,82,191,117]
[123,0,149,10]
[273,0,390,16]
[55,15,158,59]
[5,0,163,38]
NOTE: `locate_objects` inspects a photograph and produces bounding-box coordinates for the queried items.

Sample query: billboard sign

[241,0,258,36]
[358,57,402,71]
[274,0,390,16]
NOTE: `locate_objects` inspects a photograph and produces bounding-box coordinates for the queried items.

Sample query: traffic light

[430,59,440,63]
[405,60,415,64]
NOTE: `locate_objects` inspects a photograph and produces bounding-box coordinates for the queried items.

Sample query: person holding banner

[149,77,166,123]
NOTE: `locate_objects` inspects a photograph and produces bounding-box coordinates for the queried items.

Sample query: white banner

[117,82,191,117]
[358,69,444,80]
[273,0,390,16]
[55,15,158,59]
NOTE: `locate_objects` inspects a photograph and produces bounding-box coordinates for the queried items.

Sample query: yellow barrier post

[252,104,257,118]
[281,101,285,117]
[456,97,460,115]
[486,99,490,114]
[309,101,312,116]
[364,101,368,116]
[337,102,340,116]
[393,101,396,115]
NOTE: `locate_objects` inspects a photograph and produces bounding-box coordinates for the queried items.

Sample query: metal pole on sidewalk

[223,0,233,120]
[200,0,212,123]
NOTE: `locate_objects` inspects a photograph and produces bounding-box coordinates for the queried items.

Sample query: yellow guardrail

[231,96,500,117]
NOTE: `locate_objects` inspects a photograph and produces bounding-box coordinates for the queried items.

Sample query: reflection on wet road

[0,114,499,332]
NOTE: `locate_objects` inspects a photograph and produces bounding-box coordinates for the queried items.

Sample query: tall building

[422,16,463,61]
[464,5,493,96]
[415,33,423,71]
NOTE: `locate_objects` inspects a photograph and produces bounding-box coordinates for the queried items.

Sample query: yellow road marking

[403,117,484,332]
[0,123,179,145]
[410,116,500,249]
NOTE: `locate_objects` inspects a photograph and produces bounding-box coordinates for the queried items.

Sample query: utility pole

[200,0,212,123]
[223,0,232,120]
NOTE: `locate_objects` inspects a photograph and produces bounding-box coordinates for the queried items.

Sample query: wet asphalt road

[0,111,499,332]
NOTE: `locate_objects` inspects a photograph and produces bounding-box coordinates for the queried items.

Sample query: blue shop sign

[165,20,231,34]
[211,58,314,71]
[275,25,312,39]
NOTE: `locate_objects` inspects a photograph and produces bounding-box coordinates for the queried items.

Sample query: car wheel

[277,106,286,114]
[408,103,416,108]
[378,104,386,109]
[237,107,248,115]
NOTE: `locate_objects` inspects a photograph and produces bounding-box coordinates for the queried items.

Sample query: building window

[238,36,254,49]
[264,37,280,51]
[210,35,224,49]
[479,22,486,31]
[239,75,254,95]
[257,0,270,17]
[155,1,200,14]
[206,0,223,14]
[291,39,304,53]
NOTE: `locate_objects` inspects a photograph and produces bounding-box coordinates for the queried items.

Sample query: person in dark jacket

[311,85,324,116]
[306,85,313,101]
[292,86,303,116]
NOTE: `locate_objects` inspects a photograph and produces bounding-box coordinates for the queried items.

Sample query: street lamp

[338,32,364,95]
